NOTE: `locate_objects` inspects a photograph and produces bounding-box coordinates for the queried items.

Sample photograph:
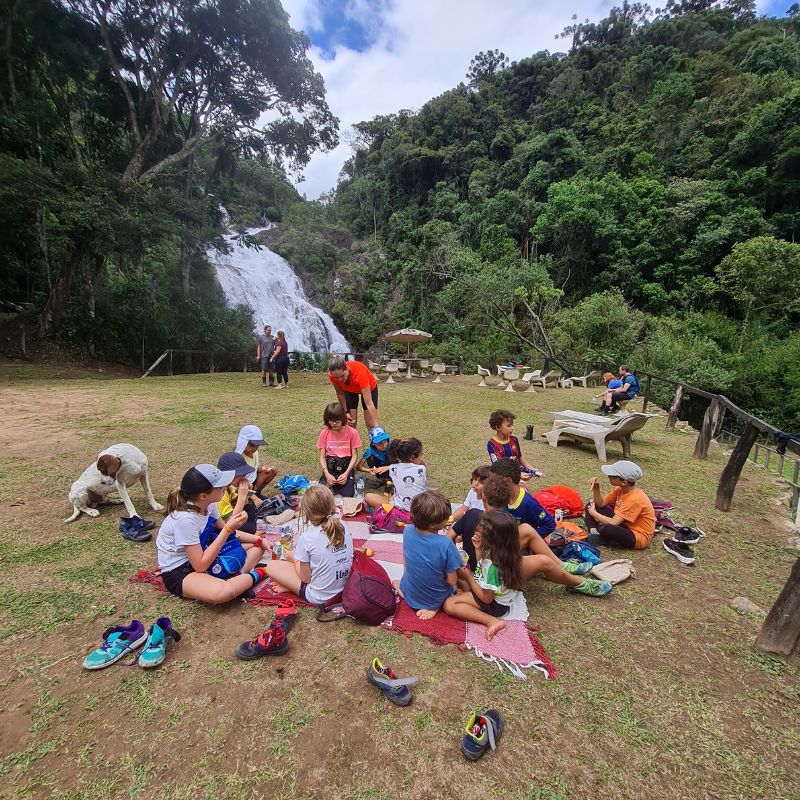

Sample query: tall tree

[65,0,339,184]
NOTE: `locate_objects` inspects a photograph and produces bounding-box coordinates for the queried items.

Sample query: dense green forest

[317,0,800,429]
[1,0,799,429]
[0,0,335,363]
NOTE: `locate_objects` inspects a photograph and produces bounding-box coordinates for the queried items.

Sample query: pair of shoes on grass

[119,516,155,542]
[366,658,502,761]
[235,600,297,660]
[83,618,180,670]
[663,523,706,565]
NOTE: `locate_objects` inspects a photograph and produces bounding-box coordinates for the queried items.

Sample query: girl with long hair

[265,484,353,604]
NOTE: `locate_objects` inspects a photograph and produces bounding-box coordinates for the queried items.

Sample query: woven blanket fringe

[465,642,549,680]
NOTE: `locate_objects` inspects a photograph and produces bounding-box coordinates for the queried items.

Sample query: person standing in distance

[327,355,379,430]
[256,325,275,388]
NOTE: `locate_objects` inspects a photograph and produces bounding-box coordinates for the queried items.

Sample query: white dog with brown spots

[65,443,163,522]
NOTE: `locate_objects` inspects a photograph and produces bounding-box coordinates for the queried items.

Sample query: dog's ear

[97,454,120,476]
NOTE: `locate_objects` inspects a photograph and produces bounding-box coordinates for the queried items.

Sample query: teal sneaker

[138,617,181,669]
[562,559,593,576]
[569,577,613,597]
[83,621,146,670]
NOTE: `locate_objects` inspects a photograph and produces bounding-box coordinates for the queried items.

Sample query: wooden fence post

[693,397,723,459]
[642,374,652,413]
[715,422,758,511]
[755,559,800,656]
[168,350,173,376]
[665,385,685,431]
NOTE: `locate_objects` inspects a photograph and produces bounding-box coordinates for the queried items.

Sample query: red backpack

[342,551,397,625]
[532,484,584,518]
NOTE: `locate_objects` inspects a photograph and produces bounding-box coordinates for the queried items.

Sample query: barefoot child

[317,403,362,498]
[265,484,353,603]
[444,510,524,640]
[451,465,490,523]
[155,464,268,603]
[487,410,542,480]
[397,491,462,620]
[456,475,612,596]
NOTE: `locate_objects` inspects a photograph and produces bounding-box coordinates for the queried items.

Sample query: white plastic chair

[569,369,602,388]
[477,365,492,387]
[519,370,540,393]
[431,363,447,383]
[501,368,520,392]
[383,362,400,384]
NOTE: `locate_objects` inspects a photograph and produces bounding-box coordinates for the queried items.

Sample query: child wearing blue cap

[357,426,392,492]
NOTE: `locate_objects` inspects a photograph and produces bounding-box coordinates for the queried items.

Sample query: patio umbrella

[384,327,433,357]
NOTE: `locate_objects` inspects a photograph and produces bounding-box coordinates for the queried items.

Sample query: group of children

[155,406,658,641]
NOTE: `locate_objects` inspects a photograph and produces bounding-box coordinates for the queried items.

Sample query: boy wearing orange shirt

[585,460,655,549]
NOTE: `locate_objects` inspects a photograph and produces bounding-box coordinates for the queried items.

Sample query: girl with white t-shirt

[265,485,353,604]
[156,464,268,603]
[364,438,427,515]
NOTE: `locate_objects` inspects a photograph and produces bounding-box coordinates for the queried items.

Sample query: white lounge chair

[519,370,540,392]
[477,365,493,387]
[431,363,447,383]
[501,368,520,392]
[569,369,602,388]
[542,412,651,462]
[532,369,562,389]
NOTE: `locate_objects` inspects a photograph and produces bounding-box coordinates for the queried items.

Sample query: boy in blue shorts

[397,491,462,621]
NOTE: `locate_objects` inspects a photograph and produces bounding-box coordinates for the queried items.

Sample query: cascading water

[209,219,350,353]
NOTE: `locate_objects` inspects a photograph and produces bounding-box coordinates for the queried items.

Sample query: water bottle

[334,495,344,516]
[356,475,365,497]
[555,509,564,523]
[524,423,534,440]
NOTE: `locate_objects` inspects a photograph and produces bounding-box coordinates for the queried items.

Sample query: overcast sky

[281,0,789,199]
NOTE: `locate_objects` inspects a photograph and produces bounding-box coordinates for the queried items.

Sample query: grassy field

[0,363,798,800]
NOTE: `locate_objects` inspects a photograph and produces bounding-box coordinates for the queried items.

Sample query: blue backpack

[560,541,602,566]
[199,516,247,579]
[277,474,311,495]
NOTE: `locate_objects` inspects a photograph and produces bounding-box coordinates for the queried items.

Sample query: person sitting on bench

[597,365,639,415]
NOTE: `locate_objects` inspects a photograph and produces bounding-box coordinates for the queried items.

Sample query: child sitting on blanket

[266,484,353,604]
[396,491,461,620]
[317,402,362,498]
[454,475,612,597]
[490,459,555,538]
[451,465,490,523]
[235,424,277,497]
[356,425,392,491]
[444,510,525,640]
[216,451,261,534]
[487,410,542,480]
[155,464,268,603]
[364,438,427,530]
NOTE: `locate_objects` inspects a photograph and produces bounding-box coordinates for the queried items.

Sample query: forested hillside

[0,0,336,365]
[325,0,800,429]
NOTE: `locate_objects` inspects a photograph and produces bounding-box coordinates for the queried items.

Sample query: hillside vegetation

[319,1,800,430]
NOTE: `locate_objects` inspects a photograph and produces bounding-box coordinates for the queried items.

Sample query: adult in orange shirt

[327,355,380,430]
[584,460,655,549]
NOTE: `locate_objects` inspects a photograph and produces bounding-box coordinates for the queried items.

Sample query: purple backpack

[342,551,397,625]
[650,498,677,532]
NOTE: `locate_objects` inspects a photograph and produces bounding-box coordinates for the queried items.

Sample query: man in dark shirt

[256,325,275,387]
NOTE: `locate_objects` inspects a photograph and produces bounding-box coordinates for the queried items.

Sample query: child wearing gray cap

[584,460,656,549]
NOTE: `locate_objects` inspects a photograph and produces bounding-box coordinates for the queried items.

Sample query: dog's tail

[63,506,81,523]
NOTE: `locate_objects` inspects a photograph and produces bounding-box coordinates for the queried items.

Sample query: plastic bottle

[355,475,365,497]
[271,540,283,560]
[334,495,344,516]
[555,509,564,523]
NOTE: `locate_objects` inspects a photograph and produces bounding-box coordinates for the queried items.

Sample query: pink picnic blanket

[356,521,556,680]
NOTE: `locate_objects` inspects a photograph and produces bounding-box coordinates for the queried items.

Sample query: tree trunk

[756,559,800,656]
[715,423,759,512]
[665,385,684,431]
[179,153,195,295]
[39,245,80,337]
[693,397,723,460]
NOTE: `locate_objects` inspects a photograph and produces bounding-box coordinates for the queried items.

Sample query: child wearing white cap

[585,460,656,549]
[155,464,268,602]
[234,424,277,496]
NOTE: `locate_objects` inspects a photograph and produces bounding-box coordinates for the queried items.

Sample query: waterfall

[208,222,350,353]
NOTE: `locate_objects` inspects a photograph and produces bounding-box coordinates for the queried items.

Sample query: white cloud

[284,0,784,199]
